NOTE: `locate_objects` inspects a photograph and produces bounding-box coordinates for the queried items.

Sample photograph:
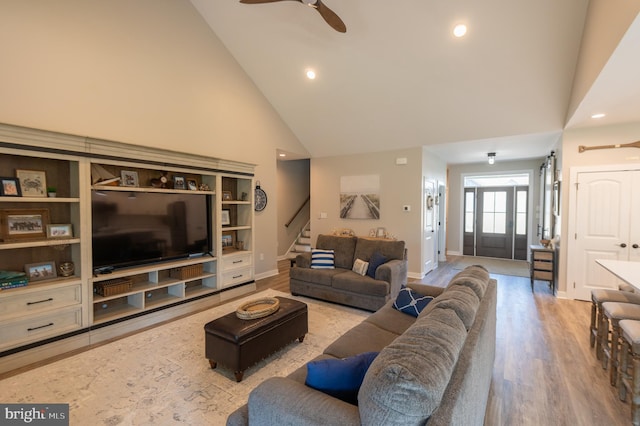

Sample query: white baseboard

[254,269,279,281]
[447,250,462,256]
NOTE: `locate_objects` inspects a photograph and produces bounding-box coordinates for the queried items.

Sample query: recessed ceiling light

[279,153,286,157]
[453,24,467,38]
[591,113,606,119]
[306,69,316,80]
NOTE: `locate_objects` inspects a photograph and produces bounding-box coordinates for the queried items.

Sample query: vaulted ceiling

[191,1,640,164]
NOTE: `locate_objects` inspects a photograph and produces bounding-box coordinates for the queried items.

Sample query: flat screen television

[91,190,212,272]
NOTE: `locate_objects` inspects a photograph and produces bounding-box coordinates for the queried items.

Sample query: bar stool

[618,319,640,426]
[591,290,640,360]
[601,302,640,386]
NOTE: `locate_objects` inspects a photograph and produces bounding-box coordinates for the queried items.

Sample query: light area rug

[0,290,369,425]
[450,255,530,278]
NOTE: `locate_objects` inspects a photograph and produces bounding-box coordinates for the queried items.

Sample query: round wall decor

[255,181,267,211]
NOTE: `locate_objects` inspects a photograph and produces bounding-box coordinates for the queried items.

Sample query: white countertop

[596,259,640,290]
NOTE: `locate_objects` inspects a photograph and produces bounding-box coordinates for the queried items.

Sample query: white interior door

[423,178,436,274]
[570,170,638,300]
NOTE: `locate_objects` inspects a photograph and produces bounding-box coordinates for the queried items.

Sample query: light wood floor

[3,258,633,424]
[261,258,632,425]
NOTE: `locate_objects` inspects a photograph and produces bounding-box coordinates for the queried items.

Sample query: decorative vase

[58,261,75,277]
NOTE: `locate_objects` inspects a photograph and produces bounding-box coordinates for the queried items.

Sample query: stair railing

[285,195,310,228]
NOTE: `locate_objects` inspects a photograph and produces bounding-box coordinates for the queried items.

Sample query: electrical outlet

[259,253,264,261]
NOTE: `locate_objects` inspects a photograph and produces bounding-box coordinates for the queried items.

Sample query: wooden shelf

[92,185,214,196]
[0,238,80,250]
[0,196,80,203]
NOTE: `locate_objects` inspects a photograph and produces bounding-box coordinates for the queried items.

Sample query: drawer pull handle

[28,322,54,331]
[233,260,243,264]
[233,274,243,279]
[27,298,54,305]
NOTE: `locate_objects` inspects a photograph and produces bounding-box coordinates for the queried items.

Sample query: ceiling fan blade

[239,0,296,4]
[315,0,346,33]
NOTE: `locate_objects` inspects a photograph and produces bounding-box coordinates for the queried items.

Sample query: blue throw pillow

[305,352,379,405]
[366,251,387,278]
[393,286,434,317]
[310,249,335,269]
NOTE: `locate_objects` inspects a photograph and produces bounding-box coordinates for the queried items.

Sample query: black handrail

[285,196,310,228]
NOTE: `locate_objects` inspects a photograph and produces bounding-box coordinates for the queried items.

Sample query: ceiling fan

[239,0,347,33]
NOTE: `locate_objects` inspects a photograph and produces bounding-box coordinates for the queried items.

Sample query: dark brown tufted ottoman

[204,296,308,382]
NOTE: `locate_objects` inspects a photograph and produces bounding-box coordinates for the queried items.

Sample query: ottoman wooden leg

[235,371,244,382]
[298,334,305,343]
[209,359,217,369]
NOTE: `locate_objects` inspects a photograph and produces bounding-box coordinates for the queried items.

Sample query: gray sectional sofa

[289,234,408,311]
[227,265,497,426]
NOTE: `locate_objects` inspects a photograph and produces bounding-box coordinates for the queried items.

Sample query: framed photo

[222,191,233,201]
[120,170,139,187]
[0,208,50,241]
[222,234,234,249]
[46,223,73,238]
[24,261,57,282]
[376,227,386,238]
[0,177,22,197]
[16,169,47,197]
[173,176,186,190]
[187,179,198,191]
[221,209,231,226]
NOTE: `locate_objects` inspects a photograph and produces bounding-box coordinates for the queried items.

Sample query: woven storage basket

[95,278,133,297]
[236,297,280,320]
[170,264,203,280]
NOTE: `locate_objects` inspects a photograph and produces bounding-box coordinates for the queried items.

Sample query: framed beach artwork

[339,175,380,219]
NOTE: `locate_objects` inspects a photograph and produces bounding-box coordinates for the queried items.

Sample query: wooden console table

[530,245,555,294]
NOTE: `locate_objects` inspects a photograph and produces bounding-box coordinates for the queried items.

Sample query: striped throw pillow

[311,249,335,269]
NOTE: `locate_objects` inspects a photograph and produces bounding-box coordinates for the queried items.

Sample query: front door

[475,187,514,258]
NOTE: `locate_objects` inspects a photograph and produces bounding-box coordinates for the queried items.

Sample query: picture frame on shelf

[222,191,233,201]
[16,169,47,197]
[187,179,198,191]
[46,224,73,238]
[0,177,21,197]
[222,234,234,249]
[376,227,386,238]
[120,170,139,187]
[24,261,57,282]
[221,209,231,226]
[173,176,186,190]
[0,208,50,241]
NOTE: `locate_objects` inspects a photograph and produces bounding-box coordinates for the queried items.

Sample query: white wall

[567,1,640,121]
[559,121,640,294]
[0,0,310,277]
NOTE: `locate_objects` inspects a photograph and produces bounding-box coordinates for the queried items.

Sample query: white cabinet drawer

[0,306,83,350]
[222,267,252,287]
[222,253,252,271]
[0,284,82,319]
